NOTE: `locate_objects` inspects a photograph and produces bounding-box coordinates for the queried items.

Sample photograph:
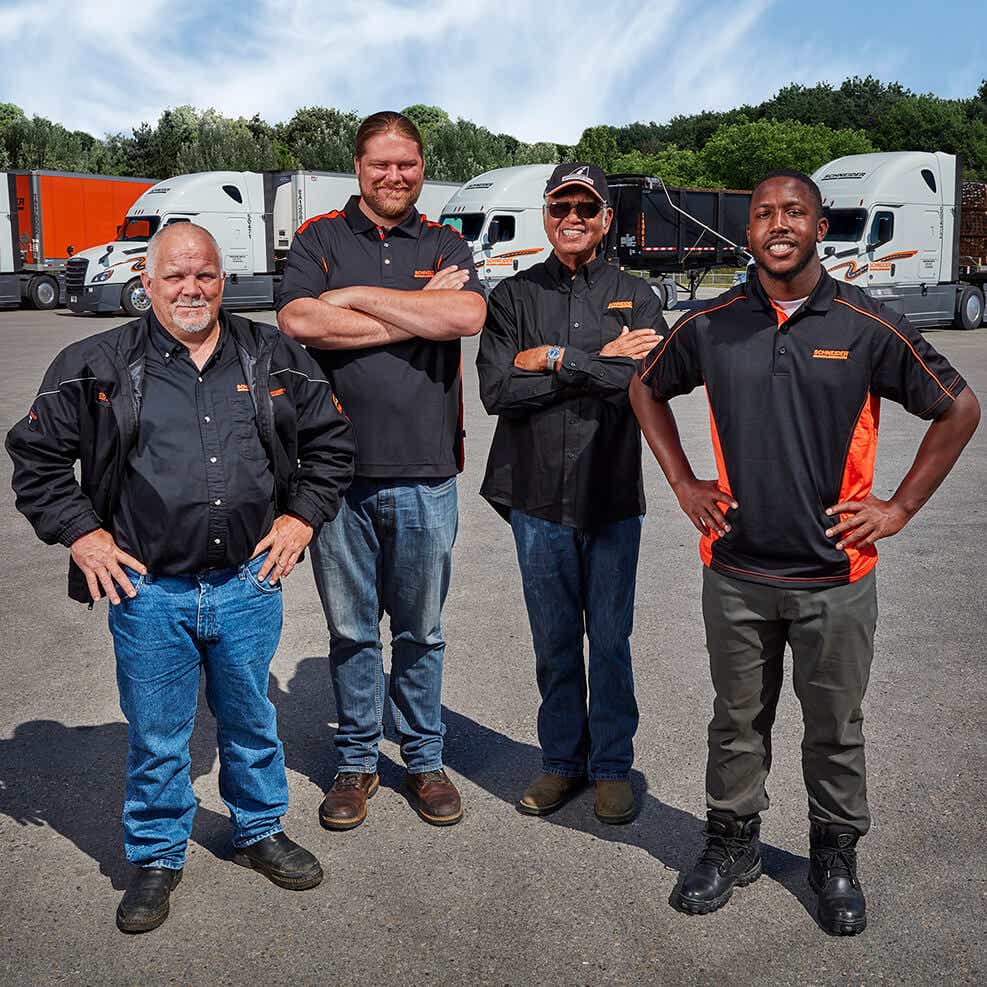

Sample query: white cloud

[0,0,980,150]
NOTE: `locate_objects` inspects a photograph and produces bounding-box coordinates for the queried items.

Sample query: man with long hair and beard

[631,170,979,935]
[278,112,486,831]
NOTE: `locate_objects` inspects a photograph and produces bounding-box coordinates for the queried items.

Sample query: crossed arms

[277,266,487,350]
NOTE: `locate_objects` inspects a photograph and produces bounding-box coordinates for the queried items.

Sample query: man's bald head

[145,223,223,277]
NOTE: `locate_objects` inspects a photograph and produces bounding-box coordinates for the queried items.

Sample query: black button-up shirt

[640,270,968,587]
[112,313,275,574]
[276,195,484,478]
[477,253,664,528]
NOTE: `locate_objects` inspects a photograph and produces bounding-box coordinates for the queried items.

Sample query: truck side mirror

[823,245,836,257]
[485,219,502,248]
[66,245,74,256]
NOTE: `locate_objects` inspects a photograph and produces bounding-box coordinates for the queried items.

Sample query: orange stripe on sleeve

[834,299,957,402]
[640,295,744,381]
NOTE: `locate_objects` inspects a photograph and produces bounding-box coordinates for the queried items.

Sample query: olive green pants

[702,567,878,835]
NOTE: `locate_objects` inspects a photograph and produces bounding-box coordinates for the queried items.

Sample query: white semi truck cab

[66,171,460,315]
[813,151,987,329]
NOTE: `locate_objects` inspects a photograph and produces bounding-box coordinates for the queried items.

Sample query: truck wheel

[121,277,151,317]
[955,286,984,330]
[648,280,666,311]
[28,275,59,310]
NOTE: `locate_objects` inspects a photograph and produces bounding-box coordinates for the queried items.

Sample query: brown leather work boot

[318,772,379,831]
[594,779,636,825]
[517,772,587,816]
[405,769,463,826]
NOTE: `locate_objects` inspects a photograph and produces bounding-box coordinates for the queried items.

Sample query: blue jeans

[309,477,458,774]
[510,511,642,781]
[107,553,288,869]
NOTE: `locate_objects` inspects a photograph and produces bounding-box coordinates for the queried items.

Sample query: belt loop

[144,571,156,585]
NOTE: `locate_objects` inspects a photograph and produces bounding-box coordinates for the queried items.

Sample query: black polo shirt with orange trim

[277,194,483,478]
[639,271,967,588]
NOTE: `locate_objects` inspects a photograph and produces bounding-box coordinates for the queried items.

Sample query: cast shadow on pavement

[0,684,239,891]
[271,655,819,925]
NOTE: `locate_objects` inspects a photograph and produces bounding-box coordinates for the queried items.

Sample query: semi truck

[0,171,154,309]
[438,164,751,308]
[813,151,987,329]
[65,170,461,315]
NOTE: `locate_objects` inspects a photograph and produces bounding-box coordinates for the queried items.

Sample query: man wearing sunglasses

[477,163,664,824]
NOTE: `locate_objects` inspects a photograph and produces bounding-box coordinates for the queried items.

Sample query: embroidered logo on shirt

[812,349,850,360]
[236,383,250,392]
[97,391,110,404]
[331,392,349,421]
[269,387,286,398]
[608,300,633,310]
[414,270,435,278]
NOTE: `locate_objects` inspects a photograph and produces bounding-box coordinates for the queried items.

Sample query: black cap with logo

[544,163,609,204]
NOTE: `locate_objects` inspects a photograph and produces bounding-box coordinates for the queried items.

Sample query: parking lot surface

[0,298,984,985]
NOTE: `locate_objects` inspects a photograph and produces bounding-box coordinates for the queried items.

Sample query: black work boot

[809,823,867,935]
[116,866,183,933]
[232,832,323,890]
[671,812,762,915]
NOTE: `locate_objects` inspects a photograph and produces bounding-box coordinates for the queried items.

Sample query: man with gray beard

[7,223,355,933]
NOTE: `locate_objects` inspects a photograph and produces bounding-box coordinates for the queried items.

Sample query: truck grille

[65,258,88,294]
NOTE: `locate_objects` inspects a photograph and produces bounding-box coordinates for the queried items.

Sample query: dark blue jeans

[510,511,642,781]
[309,477,458,774]
[107,553,288,870]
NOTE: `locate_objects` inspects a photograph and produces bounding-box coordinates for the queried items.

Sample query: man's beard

[362,178,422,220]
[758,244,816,282]
[171,297,212,334]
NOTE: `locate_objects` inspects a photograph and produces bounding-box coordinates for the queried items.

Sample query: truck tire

[27,275,59,310]
[648,280,666,311]
[955,286,984,330]
[121,277,151,317]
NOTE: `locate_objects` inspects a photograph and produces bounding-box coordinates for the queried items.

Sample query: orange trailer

[1,170,153,309]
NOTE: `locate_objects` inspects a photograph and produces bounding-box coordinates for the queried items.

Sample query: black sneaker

[809,823,867,935]
[671,813,761,915]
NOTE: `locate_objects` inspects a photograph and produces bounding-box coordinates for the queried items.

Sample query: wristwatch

[546,346,562,371]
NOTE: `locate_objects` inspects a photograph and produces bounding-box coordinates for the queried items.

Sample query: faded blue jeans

[309,477,458,774]
[510,511,642,781]
[108,553,288,870]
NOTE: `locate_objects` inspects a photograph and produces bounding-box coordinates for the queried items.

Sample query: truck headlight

[92,269,115,283]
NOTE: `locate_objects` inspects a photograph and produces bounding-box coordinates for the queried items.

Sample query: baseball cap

[544,163,609,203]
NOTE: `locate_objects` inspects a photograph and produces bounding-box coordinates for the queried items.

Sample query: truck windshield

[439,213,485,242]
[119,216,160,241]
[822,208,867,243]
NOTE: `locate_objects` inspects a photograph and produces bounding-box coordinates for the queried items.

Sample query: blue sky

[0,0,983,144]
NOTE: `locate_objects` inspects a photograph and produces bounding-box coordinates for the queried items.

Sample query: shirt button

[573,322,580,328]
[215,499,222,506]
[384,259,391,265]
[210,456,217,463]
[204,416,210,423]
[197,376,203,383]
[779,346,787,354]
[214,538,221,545]
[164,352,170,359]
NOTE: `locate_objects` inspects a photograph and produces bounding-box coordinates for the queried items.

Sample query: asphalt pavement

[0,297,984,986]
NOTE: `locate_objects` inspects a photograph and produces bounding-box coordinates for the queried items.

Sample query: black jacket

[6,311,355,603]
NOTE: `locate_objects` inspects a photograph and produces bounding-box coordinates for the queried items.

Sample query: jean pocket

[421,476,457,495]
[243,556,282,594]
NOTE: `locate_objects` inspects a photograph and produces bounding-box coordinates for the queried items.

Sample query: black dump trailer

[603,174,752,297]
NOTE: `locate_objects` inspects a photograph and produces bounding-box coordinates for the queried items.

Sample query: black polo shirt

[112,314,275,574]
[477,254,664,528]
[276,195,484,478]
[640,270,967,588]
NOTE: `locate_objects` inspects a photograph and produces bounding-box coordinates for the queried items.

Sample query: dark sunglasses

[545,199,607,220]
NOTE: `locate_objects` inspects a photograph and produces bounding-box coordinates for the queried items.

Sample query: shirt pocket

[227,391,267,460]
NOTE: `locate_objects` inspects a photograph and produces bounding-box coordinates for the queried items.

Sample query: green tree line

[2,77,986,188]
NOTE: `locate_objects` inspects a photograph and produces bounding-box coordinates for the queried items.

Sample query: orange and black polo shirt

[277,195,483,479]
[639,271,967,588]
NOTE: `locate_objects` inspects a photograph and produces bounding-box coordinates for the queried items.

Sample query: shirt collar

[745,267,837,314]
[546,251,609,288]
[343,194,423,239]
[148,308,228,364]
